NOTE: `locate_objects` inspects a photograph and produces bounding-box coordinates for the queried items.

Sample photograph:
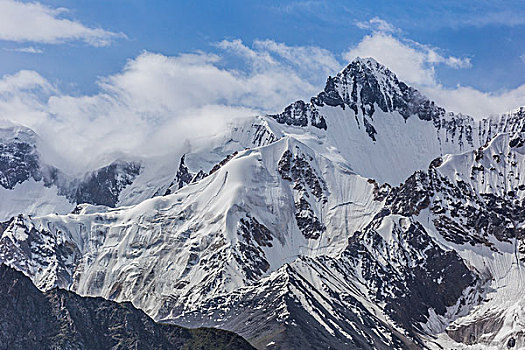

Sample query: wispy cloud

[356,17,399,33]
[272,1,525,31]
[217,39,341,86]
[5,46,43,54]
[437,6,525,28]
[274,1,327,14]
[0,0,124,46]
[0,41,338,172]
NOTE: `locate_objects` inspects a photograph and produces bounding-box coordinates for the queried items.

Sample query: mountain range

[0,57,524,349]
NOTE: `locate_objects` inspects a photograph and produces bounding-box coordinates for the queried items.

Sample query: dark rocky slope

[0,264,254,350]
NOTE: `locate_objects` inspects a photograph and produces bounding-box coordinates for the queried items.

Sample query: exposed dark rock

[169,259,414,350]
[294,197,325,239]
[363,116,377,141]
[0,264,254,350]
[386,171,432,216]
[508,337,517,348]
[269,100,327,130]
[239,215,273,248]
[0,141,42,190]
[191,170,207,183]
[315,76,345,108]
[368,179,392,201]
[383,160,525,248]
[234,241,270,281]
[429,157,443,168]
[252,123,279,147]
[69,161,141,207]
[210,151,239,175]
[236,215,273,279]
[162,155,194,196]
[174,155,193,191]
[278,150,327,201]
[278,150,327,239]
[510,135,524,148]
[346,218,478,337]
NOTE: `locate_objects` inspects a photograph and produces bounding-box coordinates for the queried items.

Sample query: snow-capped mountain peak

[1,57,525,349]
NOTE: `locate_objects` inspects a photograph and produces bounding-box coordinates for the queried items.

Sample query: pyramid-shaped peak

[341,57,397,81]
[352,56,380,66]
[314,56,444,125]
[270,56,445,134]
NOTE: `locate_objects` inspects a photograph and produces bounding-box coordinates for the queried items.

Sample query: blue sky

[1,0,524,94]
[0,0,525,171]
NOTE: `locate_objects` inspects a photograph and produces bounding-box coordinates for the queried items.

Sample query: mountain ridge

[0,57,524,349]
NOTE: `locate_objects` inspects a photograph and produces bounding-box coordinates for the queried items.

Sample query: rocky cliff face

[67,161,141,207]
[0,138,42,189]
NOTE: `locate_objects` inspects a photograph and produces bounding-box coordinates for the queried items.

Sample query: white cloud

[0,70,52,93]
[356,17,398,33]
[5,46,43,54]
[421,84,525,118]
[252,39,341,80]
[0,0,123,46]
[216,39,341,88]
[0,41,336,173]
[343,32,471,86]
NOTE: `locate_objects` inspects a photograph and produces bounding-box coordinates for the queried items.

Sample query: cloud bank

[0,42,338,173]
[0,22,524,173]
[0,0,123,46]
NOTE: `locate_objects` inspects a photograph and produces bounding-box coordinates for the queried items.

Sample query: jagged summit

[340,56,393,81]
[270,56,444,135]
[316,55,444,120]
